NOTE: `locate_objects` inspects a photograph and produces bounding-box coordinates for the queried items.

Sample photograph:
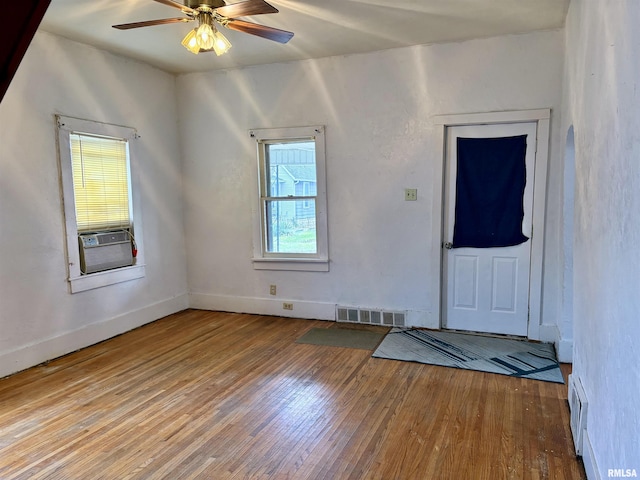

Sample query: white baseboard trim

[0,294,189,379]
[582,429,601,480]
[556,338,573,363]
[538,324,573,363]
[407,309,438,329]
[189,294,436,328]
[189,293,336,321]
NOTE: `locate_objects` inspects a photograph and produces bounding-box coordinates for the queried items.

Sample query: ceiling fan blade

[225,19,294,44]
[113,18,193,30]
[153,0,197,15]
[215,0,278,18]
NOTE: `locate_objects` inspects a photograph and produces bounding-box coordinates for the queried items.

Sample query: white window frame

[56,115,145,293]
[302,182,311,208]
[250,125,329,272]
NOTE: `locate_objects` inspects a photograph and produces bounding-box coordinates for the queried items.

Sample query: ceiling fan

[113,0,294,56]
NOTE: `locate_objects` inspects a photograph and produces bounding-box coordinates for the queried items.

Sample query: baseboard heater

[79,230,133,274]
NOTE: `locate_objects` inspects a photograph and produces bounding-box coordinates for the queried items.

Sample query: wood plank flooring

[0,310,585,479]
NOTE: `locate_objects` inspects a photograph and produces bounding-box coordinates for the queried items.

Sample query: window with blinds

[70,133,132,232]
[57,115,144,291]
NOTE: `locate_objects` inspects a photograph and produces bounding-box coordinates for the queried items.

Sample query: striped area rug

[372,328,564,383]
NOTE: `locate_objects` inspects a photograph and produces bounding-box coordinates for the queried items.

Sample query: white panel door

[443,122,537,336]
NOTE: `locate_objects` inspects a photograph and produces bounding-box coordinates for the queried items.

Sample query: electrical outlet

[283,302,294,310]
[405,188,418,201]
[270,284,277,296]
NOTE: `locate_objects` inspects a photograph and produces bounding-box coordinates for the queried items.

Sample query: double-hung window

[56,115,145,292]
[251,126,329,271]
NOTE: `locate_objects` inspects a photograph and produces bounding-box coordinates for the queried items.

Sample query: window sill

[252,258,329,272]
[69,264,146,293]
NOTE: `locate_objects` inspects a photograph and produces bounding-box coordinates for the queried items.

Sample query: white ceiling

[40,0,570,74]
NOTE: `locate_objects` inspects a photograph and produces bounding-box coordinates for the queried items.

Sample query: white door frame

[432,109,550,340]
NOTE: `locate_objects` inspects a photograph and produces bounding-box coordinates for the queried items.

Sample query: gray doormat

[296,327,386,350]
[372,328,564,383]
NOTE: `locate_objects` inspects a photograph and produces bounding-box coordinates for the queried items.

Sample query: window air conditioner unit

[78,230,133,274]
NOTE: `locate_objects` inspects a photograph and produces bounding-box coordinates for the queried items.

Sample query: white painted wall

[178,31,566,343]
[560,126,576,362]
[563,0,640,475]
[0,32,189,378]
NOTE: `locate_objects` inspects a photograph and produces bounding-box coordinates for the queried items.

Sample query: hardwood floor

[0,310,585,479]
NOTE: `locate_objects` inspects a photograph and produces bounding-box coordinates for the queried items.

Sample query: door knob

[443,242,453,249]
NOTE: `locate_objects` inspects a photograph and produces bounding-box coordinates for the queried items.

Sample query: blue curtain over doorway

[452,135,529,248]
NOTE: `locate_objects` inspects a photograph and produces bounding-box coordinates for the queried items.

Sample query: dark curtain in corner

[452,135,529,248]
[0,0,51,104]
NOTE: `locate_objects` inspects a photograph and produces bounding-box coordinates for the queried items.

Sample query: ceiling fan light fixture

[195,16,216,50]
[113,0,293,57]
[181,28,200,54]
[212,29,232,56]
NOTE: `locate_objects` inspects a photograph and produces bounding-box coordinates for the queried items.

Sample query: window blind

[70,133,131,232]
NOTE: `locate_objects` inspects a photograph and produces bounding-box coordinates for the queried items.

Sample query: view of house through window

[264,141,317,254]
[252,125,328,271]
